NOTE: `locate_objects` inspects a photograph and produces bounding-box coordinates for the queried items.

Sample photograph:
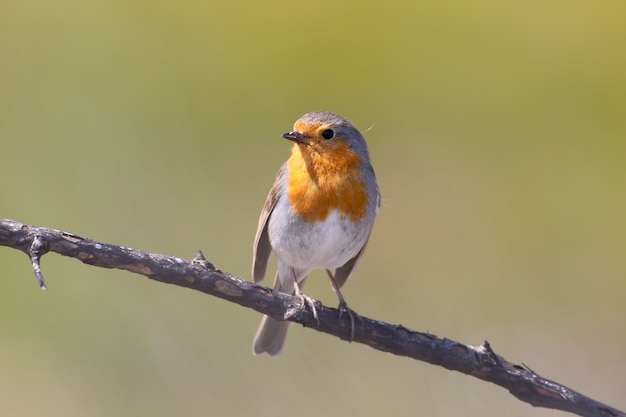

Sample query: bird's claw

[338,301,361,342]
[284,292,321,327]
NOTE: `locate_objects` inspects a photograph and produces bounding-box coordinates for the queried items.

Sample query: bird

[252,111,380,356]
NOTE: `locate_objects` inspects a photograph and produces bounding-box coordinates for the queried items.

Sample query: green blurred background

[1,0,625,416]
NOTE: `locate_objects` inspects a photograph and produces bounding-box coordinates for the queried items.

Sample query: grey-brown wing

[333,178,381,288]
[252,163,287,283]
[332,235,371,289]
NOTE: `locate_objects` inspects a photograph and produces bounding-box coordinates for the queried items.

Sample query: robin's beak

[282,131,310,144]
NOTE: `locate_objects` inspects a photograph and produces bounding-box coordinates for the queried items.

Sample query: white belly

[268,198,368,270]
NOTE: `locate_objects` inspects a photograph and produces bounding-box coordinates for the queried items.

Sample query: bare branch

[28,235,49,290]
[0,217,623,417]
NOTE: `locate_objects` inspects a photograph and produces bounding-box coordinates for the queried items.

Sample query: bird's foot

[284,284,320,327]
[338,301,362,342]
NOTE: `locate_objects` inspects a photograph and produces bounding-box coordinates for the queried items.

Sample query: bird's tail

[252,314,290,357]
[252,272,304,356]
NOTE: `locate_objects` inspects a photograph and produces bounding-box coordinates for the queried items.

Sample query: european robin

[252,111,380,356]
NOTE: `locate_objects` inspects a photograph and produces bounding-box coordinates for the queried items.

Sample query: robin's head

[282,112,375,223]
[282,111,370,163]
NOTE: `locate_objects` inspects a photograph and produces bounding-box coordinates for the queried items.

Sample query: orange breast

[286,142,369,223]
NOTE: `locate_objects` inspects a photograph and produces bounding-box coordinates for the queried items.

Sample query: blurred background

[1,0,625,416]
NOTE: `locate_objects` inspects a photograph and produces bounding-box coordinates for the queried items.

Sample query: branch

[0,217,622,417]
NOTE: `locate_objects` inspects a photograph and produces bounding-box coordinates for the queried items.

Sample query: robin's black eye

[321,129,334,140]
